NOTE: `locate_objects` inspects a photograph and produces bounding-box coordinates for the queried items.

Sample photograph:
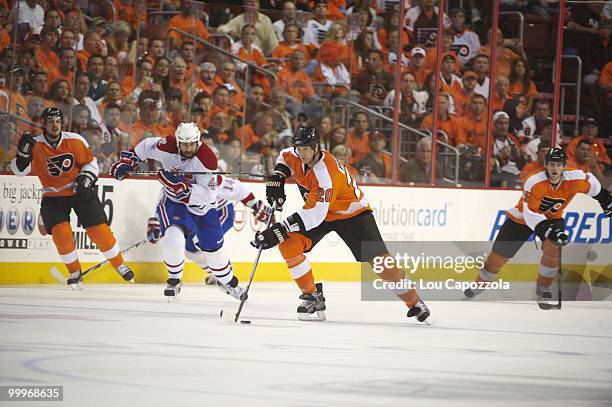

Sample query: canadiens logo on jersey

[46,154,75,176]
[539,196,566,213]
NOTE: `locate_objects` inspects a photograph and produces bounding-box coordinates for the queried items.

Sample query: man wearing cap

[217,0,278,55]
[566,118,610,171]
[491,111,525,184]
[450,70,478,116]
[439,53,462,96]
[406,47,431,89]
[131,95,173,148]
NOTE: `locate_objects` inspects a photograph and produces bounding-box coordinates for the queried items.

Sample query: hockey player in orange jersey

[252,127,431,322]
[464,148,611,305]
[10,107,135,289]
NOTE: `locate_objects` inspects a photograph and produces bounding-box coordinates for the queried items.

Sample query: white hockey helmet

[175,122,201,148]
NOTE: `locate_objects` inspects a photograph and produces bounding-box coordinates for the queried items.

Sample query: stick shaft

[127,170,266,178]
[82,239,147,277]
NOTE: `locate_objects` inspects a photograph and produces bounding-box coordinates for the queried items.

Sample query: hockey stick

[231,202,278,323]
[82,239,147,277]
[538,245,563,310]
[48,239,147,283]
[126,170,267,178]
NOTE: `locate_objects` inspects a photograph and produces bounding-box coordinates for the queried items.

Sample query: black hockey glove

[16,133,36,170]
[535,220,568,247]
[265,173,286,210]
[73,171,98,196]
[251,222,289,250]
[593,188,612,217]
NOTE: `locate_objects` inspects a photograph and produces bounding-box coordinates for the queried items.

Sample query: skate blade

[69,283,83,291]
[298,310,326,321]
[166,296,178,303]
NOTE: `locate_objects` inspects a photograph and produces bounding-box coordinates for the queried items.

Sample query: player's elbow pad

[282,213,306,233]
[593,188,611,208]
[274,163,291,179]
[15,157,30,172]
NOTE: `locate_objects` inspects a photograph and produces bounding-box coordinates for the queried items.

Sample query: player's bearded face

[44,117,62,139]
[545,161,564,182]
[179,141,198,158]
[296,145,318,166]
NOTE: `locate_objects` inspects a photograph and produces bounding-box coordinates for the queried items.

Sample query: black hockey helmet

[292,127,320,148]
[41,107,64,124]
[545,147,567,164]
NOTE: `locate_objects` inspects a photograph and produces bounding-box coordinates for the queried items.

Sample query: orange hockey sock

[51,222,81,273]
[85,224,124,269]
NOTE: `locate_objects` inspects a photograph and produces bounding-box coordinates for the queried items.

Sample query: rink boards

[0,175,609,283]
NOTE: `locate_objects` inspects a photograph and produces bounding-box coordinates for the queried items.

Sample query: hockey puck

[240,320,251,324]
[219,310,223,317]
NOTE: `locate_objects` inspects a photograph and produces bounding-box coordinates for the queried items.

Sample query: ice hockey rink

[1,283,611,407]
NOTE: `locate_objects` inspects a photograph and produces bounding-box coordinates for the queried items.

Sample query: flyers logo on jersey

[539,196,566,213]
[46,154,74,176]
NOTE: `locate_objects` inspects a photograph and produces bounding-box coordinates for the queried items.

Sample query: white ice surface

[0,283,611,407]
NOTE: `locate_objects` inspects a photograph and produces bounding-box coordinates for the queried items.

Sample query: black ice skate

[217,276,247,301]
[297,282,326,321]
[67,271,83,290]
[116,264,134,282]
[164,278,182,302]
[536,284,559,309]
[407,299,431,322]
[463,287,483,299]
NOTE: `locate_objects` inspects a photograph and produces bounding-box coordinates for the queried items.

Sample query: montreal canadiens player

[146,174,274,292]
[110,122,247,300]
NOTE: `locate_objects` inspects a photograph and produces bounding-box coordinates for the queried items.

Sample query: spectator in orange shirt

[166,0,208,50]
[214,61,245,109]
[180,41,200,82]
[277,49,316,104]
[77,31,106,69]
[36,26,59,74]
[244,84,267,125]
[438,54,463,106]
[232,24,271,95]
[347,111,371,164]
[450,70,478,116]
[211,85,241,129]
[519,140,549,182]
[236,111,277,154]
[130,96,173,147]
[424,30,461,73]
[168,56,191,104]
[0,67,28,117]
[355,130,392,183]
[192,62,216,98]
[272,23,310,63]
[478,28,526,79]
[460,93,488,152]
[567,139,605,184]
[566,118,610,171]
[490,75,510,114]
[420,93,466,146]
[508,58,538,114]
[47,47,77,90]
[121,57,153,99]
[28,71,51,103]
[378,11,409,54]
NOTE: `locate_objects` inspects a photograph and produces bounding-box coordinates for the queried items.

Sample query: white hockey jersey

[302,19,332,48]
[451,29,481,65]
[134,136,218,216]
[215,175,253,209]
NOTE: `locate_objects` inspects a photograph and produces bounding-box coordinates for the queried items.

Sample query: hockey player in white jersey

[146,174,274,292]
[110,122,247,300]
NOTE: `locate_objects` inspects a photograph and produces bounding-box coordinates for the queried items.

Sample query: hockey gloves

[15,133,36,170]
[242,193,275,224]
[535,220,569,247]
[147,217,162,244]
[110,151,141,180]
[265,173,286,211]
[158,169,193,203]
[73,171,98,196]
[252,222,289,250]
[593,188,612,217]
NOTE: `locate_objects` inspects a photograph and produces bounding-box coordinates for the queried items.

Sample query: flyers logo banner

[539,196,565,213]
[46,154,74,176]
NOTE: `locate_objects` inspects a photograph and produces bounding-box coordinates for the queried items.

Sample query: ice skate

[217,276,247,301]
[67,271,83,290]
[407,299,431,323]
[536,284,555,309]
[297,282,326,321]
[205,274,217,286]
[115,263,134,282]
[463,287,483,299]
[164,278,182,302]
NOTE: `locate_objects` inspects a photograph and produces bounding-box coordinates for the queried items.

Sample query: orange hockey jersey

[277,148,371,231]
[10,132,99,197]
[506,169,602,230]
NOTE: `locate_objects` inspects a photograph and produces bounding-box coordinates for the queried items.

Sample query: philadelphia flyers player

[464,148,612,304]
[146,174,274,293]
[252,127,431,322]
[111,122,247,301]
[10,107,135,289]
